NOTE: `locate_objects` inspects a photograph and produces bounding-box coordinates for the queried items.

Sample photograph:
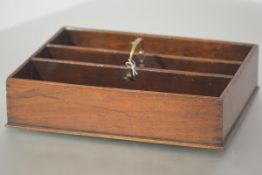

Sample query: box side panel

[222,46,258,139]
[7,79,222,147]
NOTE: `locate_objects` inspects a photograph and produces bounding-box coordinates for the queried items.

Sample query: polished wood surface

[7,78,222,148]
[6,27,259,149]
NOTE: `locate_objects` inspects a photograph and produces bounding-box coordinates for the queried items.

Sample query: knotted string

[124,38,144,80]
[125,59,138,77]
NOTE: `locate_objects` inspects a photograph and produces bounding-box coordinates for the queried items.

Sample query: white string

[125,59,138,77]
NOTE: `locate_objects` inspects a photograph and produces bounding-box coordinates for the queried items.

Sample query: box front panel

[7,79,223,147]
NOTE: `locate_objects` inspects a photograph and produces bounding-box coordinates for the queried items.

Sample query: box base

[5,123,224,150]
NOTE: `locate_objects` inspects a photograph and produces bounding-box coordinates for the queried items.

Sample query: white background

[0,0,262,174]
[0,0,90,31]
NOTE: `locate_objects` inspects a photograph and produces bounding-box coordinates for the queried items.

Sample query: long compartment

[35,44,241,75]
[50,28,252,61]
[13,60,231,97]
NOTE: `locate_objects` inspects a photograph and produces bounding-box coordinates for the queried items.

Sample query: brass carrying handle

[124,37,145,81]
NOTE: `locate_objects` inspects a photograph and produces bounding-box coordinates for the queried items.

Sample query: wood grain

[7,78,223,147]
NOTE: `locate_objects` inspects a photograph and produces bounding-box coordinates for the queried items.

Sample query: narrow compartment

[13,60,231,97]
[36,45,241,75]
[50,28,252,61]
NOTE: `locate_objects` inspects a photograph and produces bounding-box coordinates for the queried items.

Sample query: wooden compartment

[6,27,259,150]
[36,45,240,75]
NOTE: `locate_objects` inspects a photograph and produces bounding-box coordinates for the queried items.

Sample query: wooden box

[6,27,258,150]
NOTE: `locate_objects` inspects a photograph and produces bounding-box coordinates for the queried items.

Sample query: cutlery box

[6,27,258,150]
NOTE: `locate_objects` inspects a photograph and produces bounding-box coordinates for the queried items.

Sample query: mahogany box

[6,27,259,150]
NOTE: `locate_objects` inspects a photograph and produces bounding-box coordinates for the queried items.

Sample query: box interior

[11,28,253,97]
